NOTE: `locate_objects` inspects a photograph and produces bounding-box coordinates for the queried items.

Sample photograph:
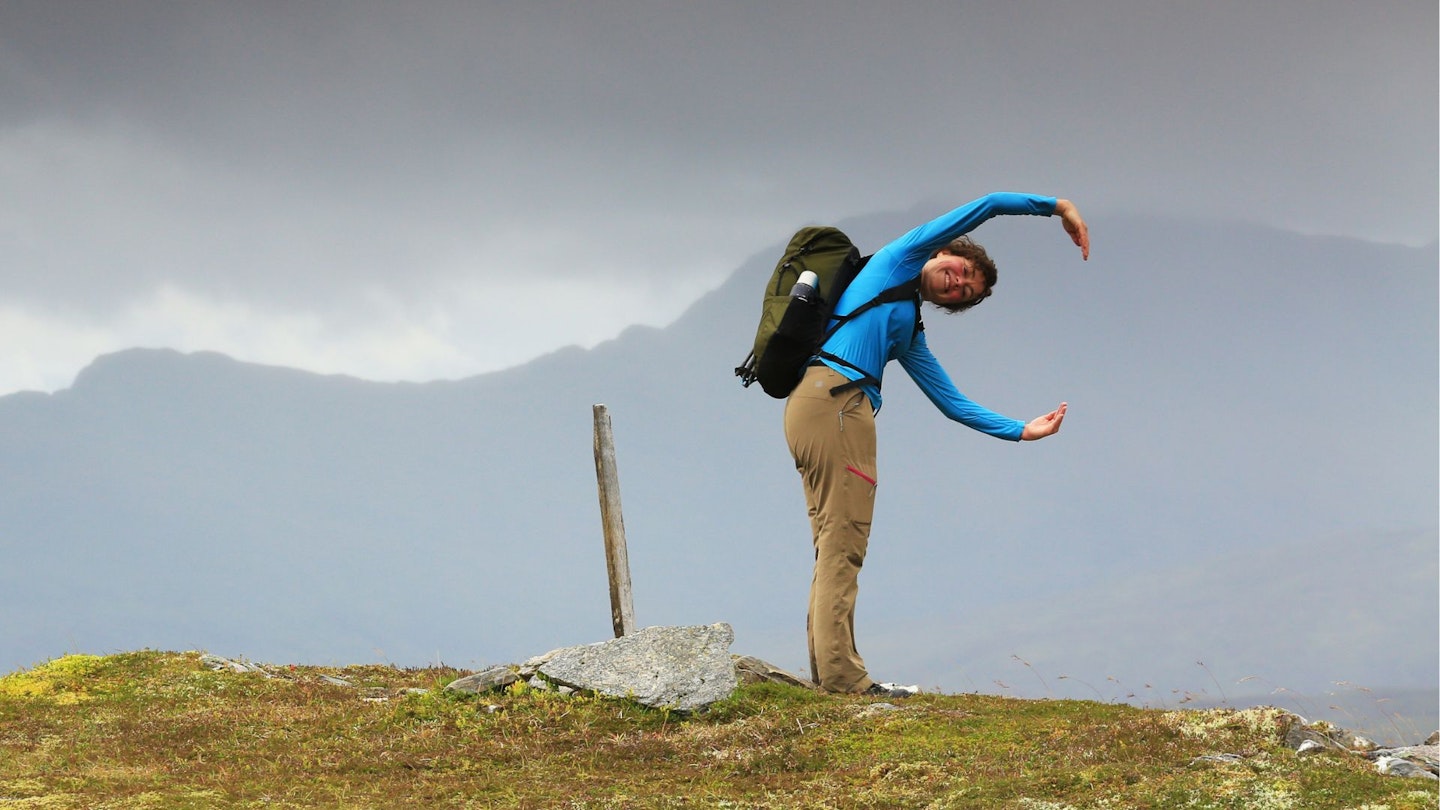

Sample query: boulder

[537,623,738,712]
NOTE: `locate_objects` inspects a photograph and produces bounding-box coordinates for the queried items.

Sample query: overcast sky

[1,1,1434,395]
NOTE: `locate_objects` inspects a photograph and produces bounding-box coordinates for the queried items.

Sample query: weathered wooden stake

[592,404,636,638]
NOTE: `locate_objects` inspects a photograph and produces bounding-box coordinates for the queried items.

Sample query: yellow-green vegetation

[0,651,1432,809]
[0,654,108,704]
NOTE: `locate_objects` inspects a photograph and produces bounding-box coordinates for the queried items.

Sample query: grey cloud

[0,1,1433,381]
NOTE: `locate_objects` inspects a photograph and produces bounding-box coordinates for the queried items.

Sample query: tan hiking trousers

[784,364,878,694]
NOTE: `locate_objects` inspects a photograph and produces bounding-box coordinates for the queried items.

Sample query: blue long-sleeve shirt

[817,192,1058,441]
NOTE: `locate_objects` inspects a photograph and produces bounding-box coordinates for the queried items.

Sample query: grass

[1,651,1435,809]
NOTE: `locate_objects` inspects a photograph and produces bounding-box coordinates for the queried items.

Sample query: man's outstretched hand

[1021,402,1068,441]
[1054,199,1089,260]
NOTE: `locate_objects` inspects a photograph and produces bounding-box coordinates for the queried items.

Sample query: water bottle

[790,270,819,303]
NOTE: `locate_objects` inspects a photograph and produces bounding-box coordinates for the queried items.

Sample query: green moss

[0,654,109,703]
[0,651,1432,809]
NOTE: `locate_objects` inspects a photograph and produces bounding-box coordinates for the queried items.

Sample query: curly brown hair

[932,236,998,314]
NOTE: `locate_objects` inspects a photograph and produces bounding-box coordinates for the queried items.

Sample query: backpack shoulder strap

[825,277,919,331]
[817,278,923,395]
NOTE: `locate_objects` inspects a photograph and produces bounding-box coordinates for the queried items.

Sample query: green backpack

[734,226,920,398]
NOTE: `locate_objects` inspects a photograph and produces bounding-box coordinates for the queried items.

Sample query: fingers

[1068,219,1090,260]
[1056,199,1090,260]
[1040,402,1067,435]
[1021,402,1068,441]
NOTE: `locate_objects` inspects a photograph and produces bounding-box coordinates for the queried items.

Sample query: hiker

[784,192,1089,697]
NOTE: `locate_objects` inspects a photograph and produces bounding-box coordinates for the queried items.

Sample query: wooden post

[592,404,636,638]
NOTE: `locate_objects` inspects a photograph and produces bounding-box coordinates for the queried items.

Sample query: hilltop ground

[0,651,1435,809]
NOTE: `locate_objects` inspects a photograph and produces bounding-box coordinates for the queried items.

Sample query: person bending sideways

[784,192,1090,697]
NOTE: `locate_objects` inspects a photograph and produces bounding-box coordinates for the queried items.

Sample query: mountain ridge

[3,213,1434,724]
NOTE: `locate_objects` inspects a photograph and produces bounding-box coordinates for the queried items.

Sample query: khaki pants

[784,365,878,694]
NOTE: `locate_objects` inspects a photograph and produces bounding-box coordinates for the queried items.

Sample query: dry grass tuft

[0,651,1432,809]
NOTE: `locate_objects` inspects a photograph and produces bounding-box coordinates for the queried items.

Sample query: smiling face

[920,250,990,308]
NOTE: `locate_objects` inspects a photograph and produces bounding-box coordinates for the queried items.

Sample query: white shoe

[865,682,921,698]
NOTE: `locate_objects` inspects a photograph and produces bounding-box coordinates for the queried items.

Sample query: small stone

[1375,756,1440,780]
[200,654,268,676]
[1296,740,1325,756]
[1372,744,1439,770]
[445,665,520,695]
[1283,718,1346,753]
[733,655,816,689]
[1350,735,1378,753]
[199,654,236,672]
[320,675,353,687]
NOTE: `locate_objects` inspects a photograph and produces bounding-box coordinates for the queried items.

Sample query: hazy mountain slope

[2,211,1434,713]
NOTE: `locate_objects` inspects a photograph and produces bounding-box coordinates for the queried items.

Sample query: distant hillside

[2,211,1435,728]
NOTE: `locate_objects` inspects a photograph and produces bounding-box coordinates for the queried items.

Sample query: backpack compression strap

[816,278,922,396]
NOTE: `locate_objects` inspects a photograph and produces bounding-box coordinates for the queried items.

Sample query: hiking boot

[863,682,921,699]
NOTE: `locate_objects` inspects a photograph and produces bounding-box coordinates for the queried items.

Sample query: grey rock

[1349,735,1378,753]
[733,655,816,689]
[445,665,520,695]
[537,623,738,712]
[199,654,270,677]
[1371,745,1439,773]
[1277,713,1440,780]
[519,650,561,678]
[1375,756,1440,780]
[319,674,353,687]
[1282,718,1347,753]
[199,654,244,673]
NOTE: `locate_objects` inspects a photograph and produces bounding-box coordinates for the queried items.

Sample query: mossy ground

[0,651,1433,809]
